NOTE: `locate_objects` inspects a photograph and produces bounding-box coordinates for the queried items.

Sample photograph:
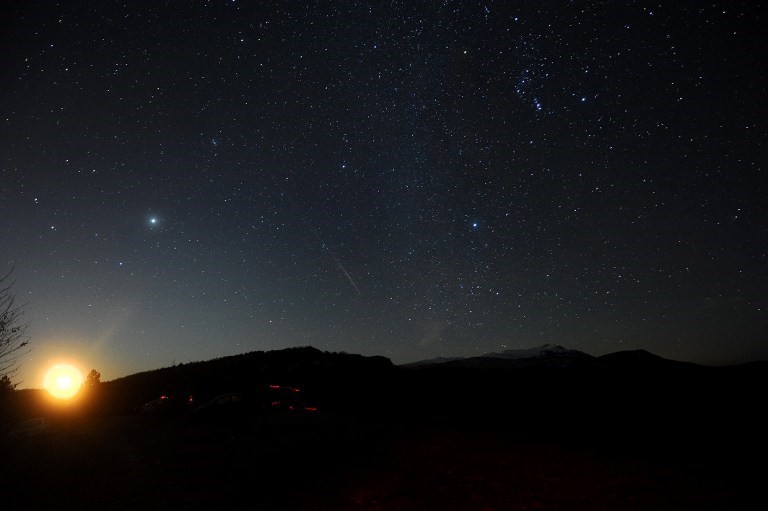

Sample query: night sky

[2,1,766,386]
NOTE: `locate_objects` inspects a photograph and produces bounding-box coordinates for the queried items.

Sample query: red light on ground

[268,384,301,392]
[304,407,318,412]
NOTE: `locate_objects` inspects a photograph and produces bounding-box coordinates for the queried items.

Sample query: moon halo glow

[44,364,84,399]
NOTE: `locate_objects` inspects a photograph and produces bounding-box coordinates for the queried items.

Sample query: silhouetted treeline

[2,345,766,461]
[89,346,394,416]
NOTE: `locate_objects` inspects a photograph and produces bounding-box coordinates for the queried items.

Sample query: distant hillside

[401,344,593,368]
[401,344,714,371]
[109,346,392,385]
[3,344,767,453]
[596,349,701,371]
[482,344,587,360]
[94,346,394,415]
[403,344,595,369]
[399,356,465,368]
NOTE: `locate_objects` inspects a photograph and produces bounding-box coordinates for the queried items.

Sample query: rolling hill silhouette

[403,344,596,369]
[2,344,767,510]
[3,344,765,446]
[596,348,702,370]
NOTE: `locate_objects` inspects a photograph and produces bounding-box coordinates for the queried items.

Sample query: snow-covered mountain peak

[483,344,573,359]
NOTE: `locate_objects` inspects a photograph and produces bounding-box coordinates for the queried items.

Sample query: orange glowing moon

[44,364,83,399]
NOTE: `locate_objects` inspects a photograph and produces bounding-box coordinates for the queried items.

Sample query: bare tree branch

[0,268,31,380]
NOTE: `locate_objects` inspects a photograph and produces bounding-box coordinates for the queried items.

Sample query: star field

[1,1,766,384]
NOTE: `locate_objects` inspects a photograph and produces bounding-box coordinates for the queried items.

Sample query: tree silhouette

[0,374,17,393]
[83,369,101,387]
[0,268,30,384]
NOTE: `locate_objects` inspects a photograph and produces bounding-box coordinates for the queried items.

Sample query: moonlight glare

[44,364,83,399]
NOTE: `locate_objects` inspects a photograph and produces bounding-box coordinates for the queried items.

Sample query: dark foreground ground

[3,356,767,510]
[1,408,764,511]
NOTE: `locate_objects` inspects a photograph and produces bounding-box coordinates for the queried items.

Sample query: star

[2,0,763,389]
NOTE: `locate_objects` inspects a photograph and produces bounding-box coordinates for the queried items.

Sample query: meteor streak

[310,229,361,295]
